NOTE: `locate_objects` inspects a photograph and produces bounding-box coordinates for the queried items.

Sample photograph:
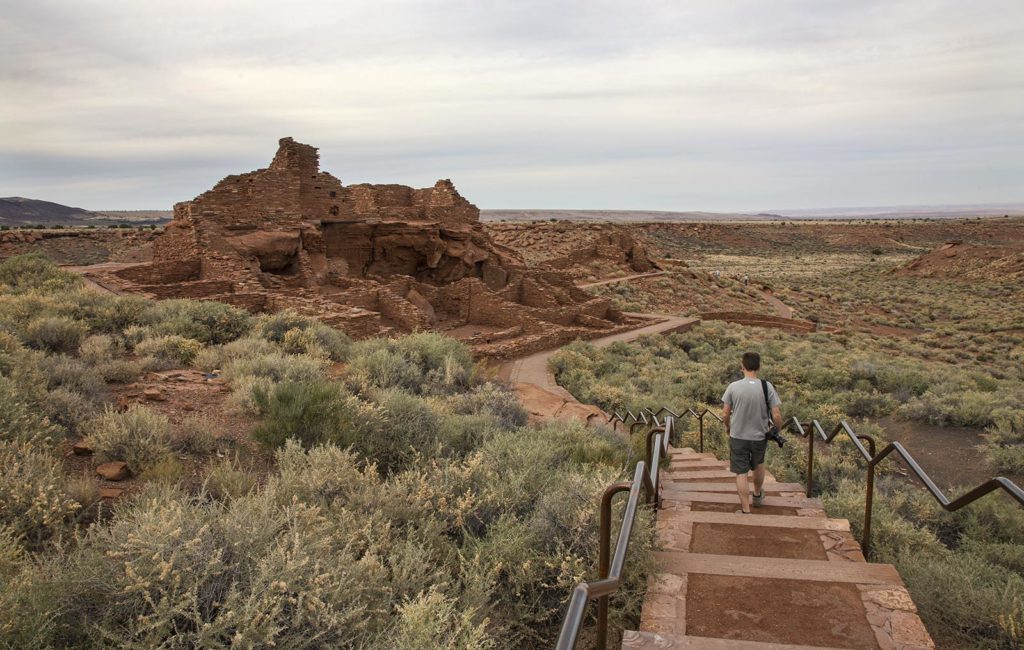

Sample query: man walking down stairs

[620,445,935,649]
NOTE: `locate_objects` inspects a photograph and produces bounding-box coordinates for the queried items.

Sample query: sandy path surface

[499,313,699,423]
[758,288,794,319]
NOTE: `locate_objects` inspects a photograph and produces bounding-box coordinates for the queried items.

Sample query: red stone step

[622,631,846,649]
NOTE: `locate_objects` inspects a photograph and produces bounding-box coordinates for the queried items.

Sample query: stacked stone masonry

[86,137,640,358]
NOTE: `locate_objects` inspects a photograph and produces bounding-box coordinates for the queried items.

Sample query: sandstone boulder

[96,461,131,481]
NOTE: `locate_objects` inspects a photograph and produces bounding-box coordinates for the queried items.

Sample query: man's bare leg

[752,463,766,500]
[736,473,751,513]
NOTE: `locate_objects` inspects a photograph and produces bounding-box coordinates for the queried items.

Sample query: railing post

[698,413,705,453]
[597,482,629,650]
[863,463,876,558]
[806,427,814,498]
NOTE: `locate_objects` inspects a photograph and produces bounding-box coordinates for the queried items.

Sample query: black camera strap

[760,379,772,435]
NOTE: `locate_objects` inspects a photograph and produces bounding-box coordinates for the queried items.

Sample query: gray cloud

[1,0,1022,210]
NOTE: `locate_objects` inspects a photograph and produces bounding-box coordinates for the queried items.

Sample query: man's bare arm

[722,403,732,434]
[771,405,783,429]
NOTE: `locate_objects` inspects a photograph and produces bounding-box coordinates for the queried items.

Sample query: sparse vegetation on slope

[551,324,1024,649]
[0,254,650,649]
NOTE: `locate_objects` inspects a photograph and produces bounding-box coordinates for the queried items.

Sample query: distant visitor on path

[720,352,783,514]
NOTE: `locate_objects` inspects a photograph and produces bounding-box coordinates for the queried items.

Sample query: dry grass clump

[0,441,80,548]
[84,405,173,474]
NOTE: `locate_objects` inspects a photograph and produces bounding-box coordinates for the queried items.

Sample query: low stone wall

[700,311,816,333]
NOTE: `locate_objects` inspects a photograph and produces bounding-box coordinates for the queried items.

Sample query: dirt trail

[758,288,794,319]
[624,446,935,649]
[498,313,699,423]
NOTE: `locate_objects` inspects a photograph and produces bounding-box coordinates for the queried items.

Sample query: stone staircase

[622,447,934,650]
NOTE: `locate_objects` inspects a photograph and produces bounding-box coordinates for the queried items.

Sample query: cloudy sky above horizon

[1,0,1022,211]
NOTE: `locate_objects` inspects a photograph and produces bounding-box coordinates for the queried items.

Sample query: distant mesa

[83,137,651,358]
[0,196,171,227]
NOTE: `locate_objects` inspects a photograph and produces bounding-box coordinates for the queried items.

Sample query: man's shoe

[735,509,752,515]
[752,491,764,507]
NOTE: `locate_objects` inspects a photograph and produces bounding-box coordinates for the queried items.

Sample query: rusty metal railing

[555,416,674,649]
[784,417,1024,556]
[611,406,723,452]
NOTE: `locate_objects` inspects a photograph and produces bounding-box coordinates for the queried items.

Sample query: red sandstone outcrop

[86,138,639,358]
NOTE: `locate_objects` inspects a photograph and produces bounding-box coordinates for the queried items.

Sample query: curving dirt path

[498,313,699,424]
[758,288,794,319]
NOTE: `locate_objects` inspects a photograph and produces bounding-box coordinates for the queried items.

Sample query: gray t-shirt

[722,378,782,441]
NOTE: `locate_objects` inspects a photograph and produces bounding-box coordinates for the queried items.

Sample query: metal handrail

[609,406,723,453]
[556,417,674,649]
[785,417,1024,556]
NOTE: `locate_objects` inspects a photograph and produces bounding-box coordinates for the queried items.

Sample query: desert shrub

[77,334,116,365]
[347,334,473,395]
[203,457,257,501]
[134,334,204,369]
[448,382,527,429]
[41,387,98,437]
[145,299,252,345]
[227,375,277,415]
[223,350,326,385]
[170,415,219,456]
[84,405,173,473]
[252,379,374,449]
[95,357,149,383]
[0,254,81,294]
[57,290,150,336]
[0,377,62,444]
[139,456,184,484]
[39,354,105,401]
[356,388,442,473]
[347,346,422,393]
[0,441,80,548]
[255,310,351,361]
[388,589,495,649]
[23,316,87,354]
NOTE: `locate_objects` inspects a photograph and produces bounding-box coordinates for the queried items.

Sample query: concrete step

[653,551,903,586]
[622,631,847,649]
[660,510,845,531]
[662,490,822,510]
[663,481,804,494]
[665,469,739,481]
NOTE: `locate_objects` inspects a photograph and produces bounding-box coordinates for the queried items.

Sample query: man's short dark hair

[742,352,761,371]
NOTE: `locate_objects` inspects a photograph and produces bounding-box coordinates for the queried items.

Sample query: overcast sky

[1,1,1022,211]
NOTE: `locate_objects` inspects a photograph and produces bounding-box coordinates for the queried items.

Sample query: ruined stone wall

[114,259,201,284]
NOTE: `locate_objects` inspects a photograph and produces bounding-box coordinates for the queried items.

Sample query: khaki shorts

[729,436,767,474]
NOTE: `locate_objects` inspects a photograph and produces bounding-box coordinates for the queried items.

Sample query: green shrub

[134,334,204,369]
[145,299,252,345]
[84,406,173,473]
[39,354,105,400]
[0,441,80,548]
[449,382,527,429]
[223,350,326,384]
[170,415,219,456]
[0,377,62,444]
[346,346,422,393]
[202,457,256,501]
[388,589,495,649]
[23,316,87,354]
[0,254,81,294]
[41,388,97,437]
[252,380,373,449]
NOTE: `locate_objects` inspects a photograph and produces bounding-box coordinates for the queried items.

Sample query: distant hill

[0,197,95,226]
[0,198,172,227]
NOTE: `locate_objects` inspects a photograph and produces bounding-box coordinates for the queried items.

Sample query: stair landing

[625,446,934,650]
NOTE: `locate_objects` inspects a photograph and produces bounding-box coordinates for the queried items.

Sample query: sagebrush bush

[0,441,80,548]
[23,316,87,354]
[0,377,62,444]
[0,254,81,294]
[170,415,219,456]
[449,382,528,429]
[134,334,204,369]
[203,457,256,501]
[84,406,173,473]
[252,380,374,449]
[223,350,326,384]
[145,299,252,345]
[255,310,351,361]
